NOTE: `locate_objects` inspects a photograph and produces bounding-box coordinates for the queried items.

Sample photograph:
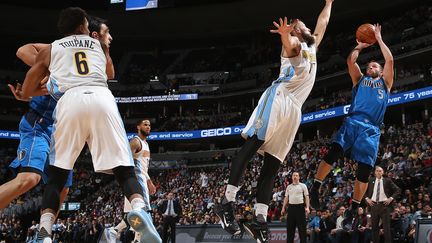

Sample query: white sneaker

[108,227,121,240]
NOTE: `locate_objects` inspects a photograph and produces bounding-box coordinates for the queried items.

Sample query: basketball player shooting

[310,23,394,223]
[214,1,334,242]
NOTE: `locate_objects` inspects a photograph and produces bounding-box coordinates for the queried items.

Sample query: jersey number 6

[74,51,89,75]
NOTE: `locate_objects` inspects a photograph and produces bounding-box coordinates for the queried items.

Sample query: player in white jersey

[20,7,161,243]
[215,1,334,242]
[108,119,157,243]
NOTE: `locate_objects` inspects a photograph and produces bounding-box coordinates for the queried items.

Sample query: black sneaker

[214,202,241,235]
[243,219,270,243]
[310,185,320,209]
[35,227,52,243]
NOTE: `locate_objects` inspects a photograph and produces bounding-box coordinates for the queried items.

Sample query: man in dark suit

[364,166,401,243]
[158,192,182,243]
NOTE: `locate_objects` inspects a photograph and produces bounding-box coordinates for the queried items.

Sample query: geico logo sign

[201,128,232,137]
[343,105,351,114]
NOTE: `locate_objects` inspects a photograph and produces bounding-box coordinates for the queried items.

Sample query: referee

[281,172,310,243]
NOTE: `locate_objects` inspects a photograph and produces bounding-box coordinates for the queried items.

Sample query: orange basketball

[356,23,376,44]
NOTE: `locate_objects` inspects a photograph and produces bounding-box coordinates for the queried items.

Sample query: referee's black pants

[287,203,307,243]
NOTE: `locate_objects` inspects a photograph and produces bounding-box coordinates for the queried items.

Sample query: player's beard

[368,70,380,78]
[301,31,315,47]
[140,129,150,137]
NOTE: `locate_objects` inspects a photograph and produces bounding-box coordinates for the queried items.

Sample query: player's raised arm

[21,45,51,98]
[271,17,301,57]
[347,41,372,86]
[313,0,334,49]
[373,24,394,91]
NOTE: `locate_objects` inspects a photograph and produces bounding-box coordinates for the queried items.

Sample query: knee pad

[323,143,343,165]
[356,163,373,183]
[113,166,143,199]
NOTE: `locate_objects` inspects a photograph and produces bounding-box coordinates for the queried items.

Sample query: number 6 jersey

[47,34,108,100]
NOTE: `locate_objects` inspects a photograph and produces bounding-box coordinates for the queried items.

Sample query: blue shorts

[333,116,381,167]
[9,112,73,187]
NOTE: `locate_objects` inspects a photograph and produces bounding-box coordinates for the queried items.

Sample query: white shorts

[123,173,150,212]
[242,83,302,162]
[49,86,134,173]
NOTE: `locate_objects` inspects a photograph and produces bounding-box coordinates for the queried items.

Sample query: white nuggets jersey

[48,35,108,100]
[133,136,151,180]
[242,42,317,162]
[124,136,151,212]
[283,42,317,105]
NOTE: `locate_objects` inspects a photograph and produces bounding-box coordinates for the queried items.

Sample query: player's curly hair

[57,7,88,36]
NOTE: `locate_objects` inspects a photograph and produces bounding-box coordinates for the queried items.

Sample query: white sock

[255,203,269,222]
[225,184,239,202]
[115,220,127,232]
[39,212,55,235]
[130,198,145,210]
[134,232,141,241]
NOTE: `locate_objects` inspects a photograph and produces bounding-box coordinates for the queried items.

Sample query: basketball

[356,23,376,44]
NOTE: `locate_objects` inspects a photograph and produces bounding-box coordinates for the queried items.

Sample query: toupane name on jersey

[58,39,97,49]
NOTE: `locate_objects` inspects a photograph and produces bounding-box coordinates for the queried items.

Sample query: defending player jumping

[215,1,334,242]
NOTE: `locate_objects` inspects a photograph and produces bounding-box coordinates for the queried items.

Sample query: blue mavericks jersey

[29,95,57,123]
[348,76,389,125]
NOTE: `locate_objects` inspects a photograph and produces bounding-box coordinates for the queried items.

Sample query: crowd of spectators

[0,118,430,242]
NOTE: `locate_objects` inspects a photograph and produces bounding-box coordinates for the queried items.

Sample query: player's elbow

[16,47,27,61]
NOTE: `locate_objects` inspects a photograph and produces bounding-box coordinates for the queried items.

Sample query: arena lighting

[150,75,159,82]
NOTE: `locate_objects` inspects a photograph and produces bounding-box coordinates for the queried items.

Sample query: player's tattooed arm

[129,137,142,155]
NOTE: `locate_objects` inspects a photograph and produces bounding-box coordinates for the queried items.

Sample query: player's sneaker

[132,231,141,243]
[243,219,271,243]
[108,226,120,240]
[309,184,320,209]
[33,227,52,243]
[127,209,162,243]
[214,202,241,235]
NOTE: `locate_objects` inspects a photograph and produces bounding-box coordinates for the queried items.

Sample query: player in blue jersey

[310,24,394,220]
[0,45,72,210]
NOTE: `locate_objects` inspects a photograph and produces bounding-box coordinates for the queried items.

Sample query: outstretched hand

[8,83,31,102]
[270,17,298,36]
[355,39,373,50]
[373,23,383,42]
